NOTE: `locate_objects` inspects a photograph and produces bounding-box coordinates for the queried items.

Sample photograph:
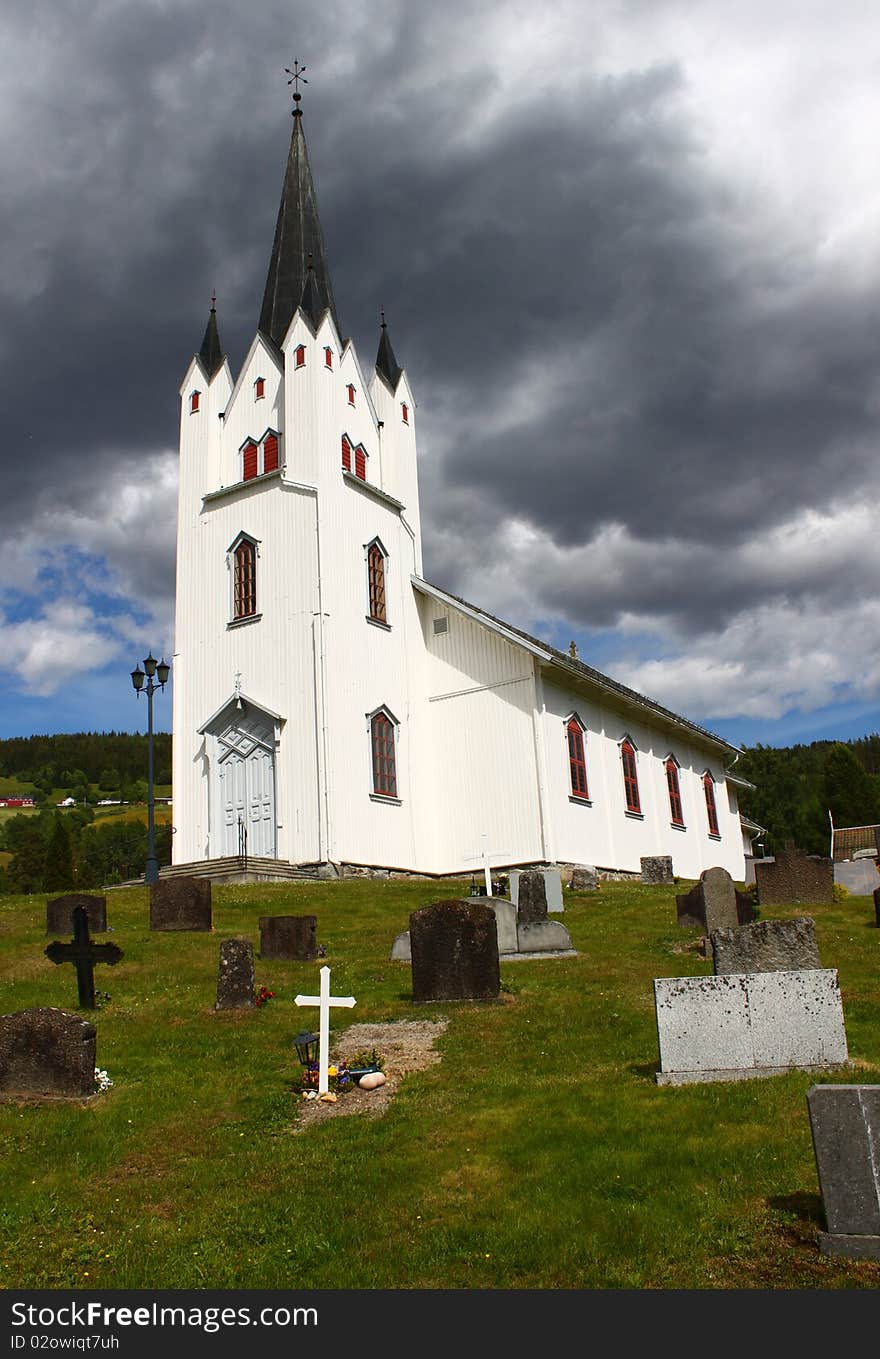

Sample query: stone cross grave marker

[464,831,510,897]
[294,965,356,1095]
[45,906,123,1009]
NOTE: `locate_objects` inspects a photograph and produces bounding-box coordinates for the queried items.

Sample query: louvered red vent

[341,436,351,471]
[243,442,258,480]
[263,434,278,472]
[354,446,366,480]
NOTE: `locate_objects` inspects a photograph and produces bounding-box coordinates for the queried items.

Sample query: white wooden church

[172,95,754,882]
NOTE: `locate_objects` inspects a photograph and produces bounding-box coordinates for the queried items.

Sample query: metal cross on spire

[285,60,308,111]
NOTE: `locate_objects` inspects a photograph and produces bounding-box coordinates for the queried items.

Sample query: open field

[0,877,878,1290]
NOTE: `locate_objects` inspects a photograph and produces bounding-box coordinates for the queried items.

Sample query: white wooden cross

[464,831,510,897]
[294,965,356,1095]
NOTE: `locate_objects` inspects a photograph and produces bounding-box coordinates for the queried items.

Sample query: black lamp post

[130,653,171,885]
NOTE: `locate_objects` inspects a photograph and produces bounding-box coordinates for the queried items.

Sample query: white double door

[218,740,276,859]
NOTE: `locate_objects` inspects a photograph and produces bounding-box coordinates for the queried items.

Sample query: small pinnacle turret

[198,296,225,380]
[375,310,402,390]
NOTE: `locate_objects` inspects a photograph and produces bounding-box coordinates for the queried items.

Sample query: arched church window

[666,757,684,827]
[295,344,306,368]
[703,772,720,837]
[621,738,641,815]
[254,376,265,400]
[189,390,201,413]
[367,542,387,624]
[566,717,589,800]
[233,539,257,620]
[370,710,397,798]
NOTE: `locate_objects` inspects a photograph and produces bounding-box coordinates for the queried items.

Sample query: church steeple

[375,310,402,390]
[198,296,225,380]
[258,97,340,347]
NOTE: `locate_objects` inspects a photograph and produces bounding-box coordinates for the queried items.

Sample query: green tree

[822,743,880,829]
[43,814,76,892]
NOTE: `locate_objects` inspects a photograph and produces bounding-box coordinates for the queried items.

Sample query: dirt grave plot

[292,1018,448,1130]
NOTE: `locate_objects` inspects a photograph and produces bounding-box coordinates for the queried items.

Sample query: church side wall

[540,675,746,879]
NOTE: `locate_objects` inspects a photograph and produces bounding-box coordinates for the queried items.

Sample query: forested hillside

[0,731,171,794]
[736,737,880,855]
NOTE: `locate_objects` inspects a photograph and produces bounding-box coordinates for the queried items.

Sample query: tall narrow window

[401,402,409,424]
[703,773,720,836]
[324,347,333,368]
[666,757,684,827]
[368,543,387,623]
[341,435,352,471]
[190,390,201,413]
[242,440,259,480]
[347,383,356,406]
[262,432,279,473]
[371,711,397,797]
[254,376,265,400]
[567,718,588,800]
[295,344,306,368]
[354,444,367,480]
[621,739,641,814]
[233,540,256,619]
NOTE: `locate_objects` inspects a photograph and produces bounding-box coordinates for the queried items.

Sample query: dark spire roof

[198,297,225,380]
[258,108,340,347]
[375,310,402,390]
[299,254,323,329]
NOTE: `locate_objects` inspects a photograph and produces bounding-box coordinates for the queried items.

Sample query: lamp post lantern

[130,653,170,885]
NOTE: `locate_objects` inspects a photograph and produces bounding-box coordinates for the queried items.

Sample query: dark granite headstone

[754,843,833,906]
[215,939,255,1010]
[874,885,880,928]
[46,894,106,935]
[259,915,317,961]
[807,1084,880,1259]
[150,877,212,931]
[641,856,674,884]
[676,866,755,932]
[410,899,500,1004]
[711,916,822,975]
[516,871,548,925]
[0,1007,96,1099]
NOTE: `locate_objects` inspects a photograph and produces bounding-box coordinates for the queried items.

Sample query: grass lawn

[0,877,878,1290]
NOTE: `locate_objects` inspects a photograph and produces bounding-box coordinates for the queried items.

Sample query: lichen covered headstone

[409,899,500,1004]
[46,894,107,935]
[150,877,212,931]
[259,915,317,961]
[0,1007,96,1099]
[215,939,256,1010]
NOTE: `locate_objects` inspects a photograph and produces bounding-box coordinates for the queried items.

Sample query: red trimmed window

[190,390,200,413]
[621,739,641,814]
[242,441,259,481]
[354,445,367,480]
[666,758,684,827]
[324,347,333,369]
[567,720,588,799]
[347,384,356,406]
[402,402,409,424]
[703,774,720,836]
[262,433,279,473]
[341,435,352,472]
[368,544,386,623]
[254,377,265,400]
[371,712,397,797]
[295,344,306,368]
[233,540,256,619]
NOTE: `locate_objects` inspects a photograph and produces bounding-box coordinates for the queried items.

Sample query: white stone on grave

[294,965,356,1095]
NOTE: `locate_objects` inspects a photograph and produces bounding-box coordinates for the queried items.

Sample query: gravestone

[150,877,212,931]
[833,859,880,897]
[570,865,599,892]
[259,915,317,961]
[46,894,106,935]
[0,1007,96,1099]
[515,870,548,925]
[676,866,755,932]
[215,939,255,1010]
[641,856,674,885]
[754,843,833,906]
[874,885,880,928]
[654,969,848,1085]
[410,900,500,1003]
[711,917,822,975]
[509,868,564,913]
[45,906,123,1009]
[806,1084,880,1259]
